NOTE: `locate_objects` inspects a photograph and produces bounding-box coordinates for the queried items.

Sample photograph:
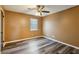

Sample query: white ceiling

[3,5,76,17]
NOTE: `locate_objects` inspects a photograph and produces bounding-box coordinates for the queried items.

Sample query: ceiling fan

[27,5,50,16]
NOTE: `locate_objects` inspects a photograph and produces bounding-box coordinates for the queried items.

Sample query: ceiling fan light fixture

[26,5,50,16]
[35,12,41,16]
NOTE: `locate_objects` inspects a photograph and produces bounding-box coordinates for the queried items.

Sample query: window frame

[30,18,38,31]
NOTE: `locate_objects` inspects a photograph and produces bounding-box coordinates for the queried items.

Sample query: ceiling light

[35,12,41,16]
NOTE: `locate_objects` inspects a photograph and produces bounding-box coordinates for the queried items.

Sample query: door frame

[0,7,5,50]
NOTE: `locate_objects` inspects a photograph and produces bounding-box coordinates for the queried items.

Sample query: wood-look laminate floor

[1,37,79,54]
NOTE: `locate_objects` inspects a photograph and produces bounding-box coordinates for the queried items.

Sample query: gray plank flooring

[1,37,79,54]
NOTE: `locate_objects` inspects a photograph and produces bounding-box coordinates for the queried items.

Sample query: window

[30,18,38,31]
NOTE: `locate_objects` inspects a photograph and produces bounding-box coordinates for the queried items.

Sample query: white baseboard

[4,35,79,49]
[4,36,43,45]
[44,36,79,49]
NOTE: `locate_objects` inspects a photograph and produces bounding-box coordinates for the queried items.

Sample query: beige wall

[4,10,43,42]
[43,6,79,47]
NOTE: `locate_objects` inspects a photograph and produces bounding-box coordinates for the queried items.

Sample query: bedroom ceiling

[3,5,76,17]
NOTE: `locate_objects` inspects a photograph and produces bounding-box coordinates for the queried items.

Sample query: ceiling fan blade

[37,5,44,9]
[42,11,50,13]
[27,8,36,10]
